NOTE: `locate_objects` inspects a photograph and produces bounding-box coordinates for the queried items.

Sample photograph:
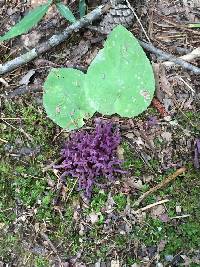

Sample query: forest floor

[0,0,200,266]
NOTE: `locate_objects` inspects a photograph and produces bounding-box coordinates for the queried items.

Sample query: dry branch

[1,3,200,76]
[134,199,170,214]
[163,47,200,68]
[0,4,110,75]
[6,84,42,98]
[139,41,200,74]
[134,167,187,206]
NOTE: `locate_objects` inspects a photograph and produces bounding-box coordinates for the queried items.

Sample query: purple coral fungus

[54,119,124,197]
[194,139,200,169]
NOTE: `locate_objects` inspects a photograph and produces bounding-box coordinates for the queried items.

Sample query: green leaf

[0,1,51,42]
[84,25,155,117]
[187,23,200,28]
[43,68,95,130]
[43,26,155,130]
[56,2,76,23]
[79,0,87,18]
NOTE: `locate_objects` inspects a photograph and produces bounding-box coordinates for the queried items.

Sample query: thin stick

[170,214,190,220]
[1,3,199,75]
[139,41,200,74]
[42,156,63,172]
[134,199,169,214]
[2,119,33,141]
[53,129,66,142]
[0,77,9,86]
[163,47,200,68]
[125,0,151,43]
[178,77,195,93]
[0,117,23,120]
[134,167,187,206]
[0,138,8,143]
[65,178,78,203]
[0,4,111,75]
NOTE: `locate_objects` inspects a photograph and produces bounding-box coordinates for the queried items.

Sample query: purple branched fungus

[54,119,125,197]
[194,139,200,169]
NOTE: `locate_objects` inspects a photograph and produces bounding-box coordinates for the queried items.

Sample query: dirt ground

[0,0,200,266]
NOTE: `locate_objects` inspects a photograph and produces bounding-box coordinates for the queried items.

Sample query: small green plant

[43,25,155,130]
[187,23,200,28]
[0,0,86,42]
[113,193,127,211]
[34,256,49,267]
[56,2,77,23]
[90,190,107,212]
[79,0,87,18]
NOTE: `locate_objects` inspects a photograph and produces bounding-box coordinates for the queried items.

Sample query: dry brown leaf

[151,204,165,219]
[88,212,99,224]
[19,69,35,85]
[161,131,172,142]
[123,177,143,190]
[117,145,125,160]
[21,31,42,48]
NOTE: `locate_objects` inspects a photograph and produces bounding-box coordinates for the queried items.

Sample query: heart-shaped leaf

[84,25,155,117]
[43,26,155,130]
[43,68,95,130]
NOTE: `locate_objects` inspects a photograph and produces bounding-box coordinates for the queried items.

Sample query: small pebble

[176,205,182,213]
[165,255,174,262]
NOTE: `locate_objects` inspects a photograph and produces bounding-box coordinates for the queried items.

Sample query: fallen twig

[0,4,111,75]
[1,119,33,141]
[170,214,191,220]
[125,0,151,43]
[0,77,9,86]
[139,41,200,74]
[65,178,78,203]
[163,47,200,68]
[1,3,199,76]
[5,84,43,98]
[134,198,169,214]
[134,167,187,206]
[0,137,8,143]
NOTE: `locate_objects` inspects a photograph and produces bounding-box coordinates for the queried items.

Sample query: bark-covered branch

[0,4,110,76]
[140,41,200,75]
[163,47,200,68]
[1,3,200,76]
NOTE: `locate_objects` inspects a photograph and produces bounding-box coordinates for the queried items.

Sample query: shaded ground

[0,0,200,266]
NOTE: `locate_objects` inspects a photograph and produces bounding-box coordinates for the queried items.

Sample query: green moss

[113,193,127,211]
[122,142,144,175]
[34,256,50,267]
[176,111,200,135]
[90,189,107,212]
[134,167,200,258]
[1,96,200,265]
[0,233,21,263]
[114,234,127,248]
